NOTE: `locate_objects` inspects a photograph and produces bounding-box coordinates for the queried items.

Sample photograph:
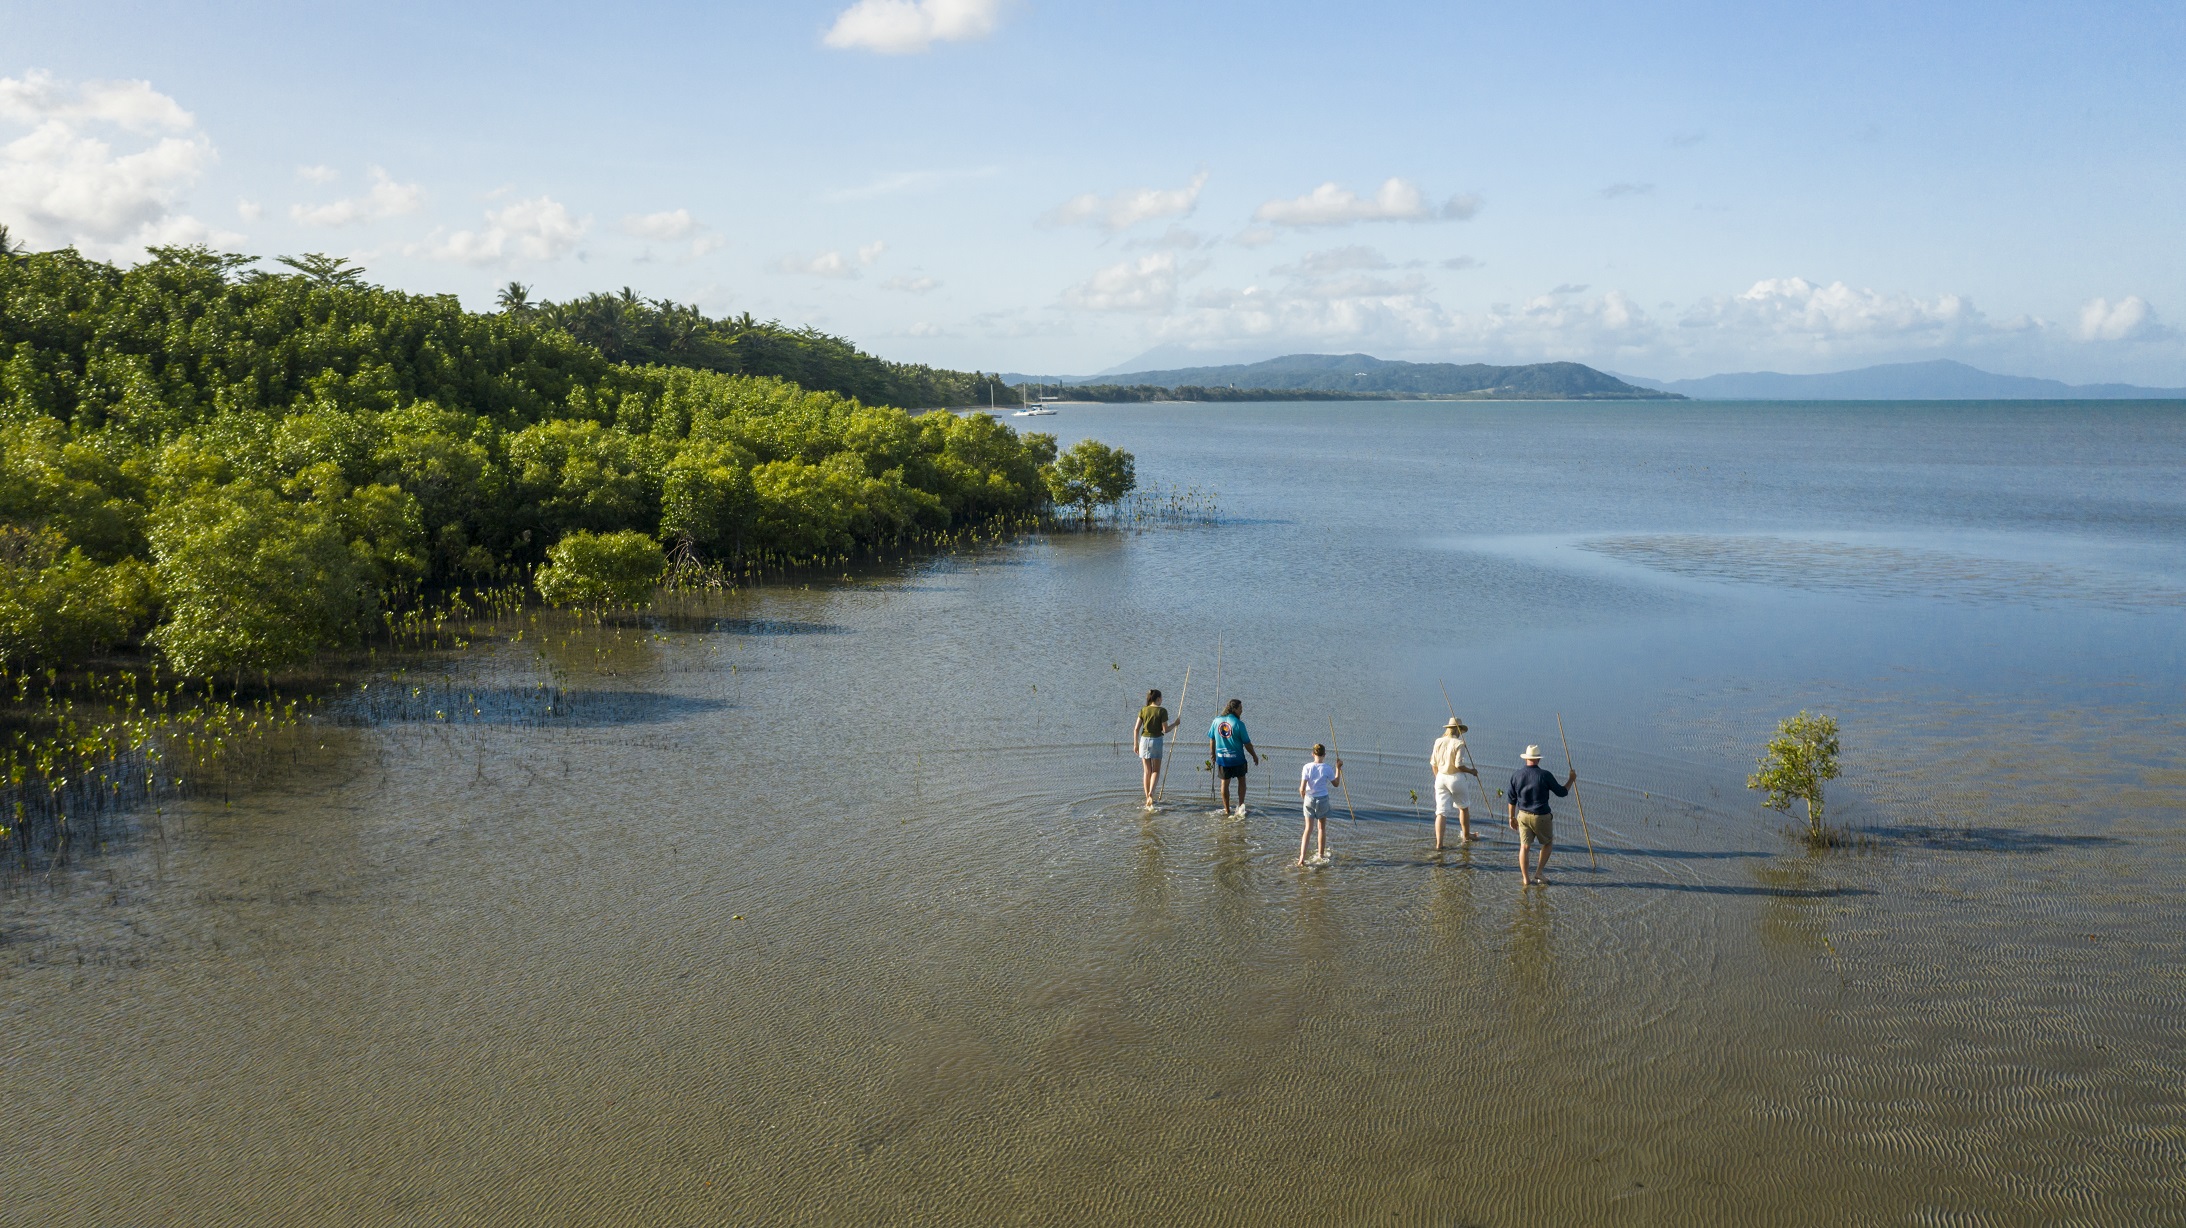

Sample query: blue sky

[6,0,2183,382]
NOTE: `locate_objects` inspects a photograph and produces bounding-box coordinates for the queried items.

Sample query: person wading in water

[1208,699,1261,817]
[1296,743,1341,865]
[1134,688,1180,807]
[1507,744,1575,886]
[1430,716,1481,849]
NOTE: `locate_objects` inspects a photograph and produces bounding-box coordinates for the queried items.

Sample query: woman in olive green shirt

[1134,688,1180,806]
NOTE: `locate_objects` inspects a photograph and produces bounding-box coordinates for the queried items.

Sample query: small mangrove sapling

[1749,710,1842,844]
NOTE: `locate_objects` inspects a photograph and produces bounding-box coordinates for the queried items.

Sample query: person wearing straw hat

[1506,745,1575,886]
[1429,716,1481,849]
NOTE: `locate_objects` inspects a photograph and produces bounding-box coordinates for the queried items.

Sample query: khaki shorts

[1514,810,1554,845]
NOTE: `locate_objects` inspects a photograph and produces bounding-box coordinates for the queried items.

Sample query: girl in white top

[1296,743,1343,866]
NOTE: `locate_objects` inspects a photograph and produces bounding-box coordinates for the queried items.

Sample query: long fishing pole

[1210,637,1224,804]
[1328,715,1359,825]
[1555,712,1599,869]
[1441,678,1498,823]
[1156,663,1189,801]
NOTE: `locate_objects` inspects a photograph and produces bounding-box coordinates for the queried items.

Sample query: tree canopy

[0,244,1083,678]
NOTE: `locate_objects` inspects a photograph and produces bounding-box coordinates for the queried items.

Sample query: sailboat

[1012,381,1056,416]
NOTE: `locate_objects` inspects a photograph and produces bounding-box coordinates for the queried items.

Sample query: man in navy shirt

[1507,745,1575,886]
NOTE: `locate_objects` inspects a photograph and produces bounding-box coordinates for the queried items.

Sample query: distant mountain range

[1000,353,1677,400]
[993,354,2186,403]
[1615,360,2186,400]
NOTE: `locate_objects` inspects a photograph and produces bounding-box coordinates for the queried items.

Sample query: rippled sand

[5,609,2181,1225]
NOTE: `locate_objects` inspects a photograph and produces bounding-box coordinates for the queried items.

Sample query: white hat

[1522,745,1544,760]
[1443,716,1467,733]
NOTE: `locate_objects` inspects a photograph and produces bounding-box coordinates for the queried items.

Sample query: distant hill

[1007,353,1678,400]
[1620,360,2186,400]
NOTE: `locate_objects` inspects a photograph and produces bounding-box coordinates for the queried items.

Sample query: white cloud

[620,208,698,241]
[290,166,423,227]
[822,0,1006,54]
[1254,178,1480,227]
[0,70,225,259]
[1044,172,1208,232]
[1233,226,1279,248]
[1600,182,1654,199]
[1680,277,1984,346]
[1063,253,1182,313]
[1125,225,1211,251]
[236,197,262,223]
[1442,256,1482,270]
[296,164,339,184]
[775,241,886,279]
[1282,245,1391,274]
[0,70,194,133]
[422,196,587,266]
[2077,296,2167,342]
[690,234,725,257]
[882,275,939,293]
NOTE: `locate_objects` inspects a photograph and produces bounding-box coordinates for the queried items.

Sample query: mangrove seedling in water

[1749,710,1842,846]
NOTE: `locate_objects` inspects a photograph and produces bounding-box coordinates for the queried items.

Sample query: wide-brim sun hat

[1522,745,1544,760]
[1444,717,1467,732]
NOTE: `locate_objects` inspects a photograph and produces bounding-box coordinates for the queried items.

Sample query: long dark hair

[1144,689,1161,705]
[1223,698,1242,716]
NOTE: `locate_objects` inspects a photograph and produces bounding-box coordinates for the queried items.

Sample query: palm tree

[275,253,366,288]
[496,281,533,314]
[0,223,24,259]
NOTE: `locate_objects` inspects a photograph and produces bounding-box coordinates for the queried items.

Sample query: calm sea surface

[6,400,2184,1224]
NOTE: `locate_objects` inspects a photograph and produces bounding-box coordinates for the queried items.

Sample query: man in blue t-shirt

[1207,698,1261,816]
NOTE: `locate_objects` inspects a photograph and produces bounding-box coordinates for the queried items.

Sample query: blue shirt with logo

[1208,715,1252,764]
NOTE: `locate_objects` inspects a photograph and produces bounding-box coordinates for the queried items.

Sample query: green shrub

[1044,438,1137,520]
[148,485,375,677]
[0,528,155,667]
[535,529,665,608]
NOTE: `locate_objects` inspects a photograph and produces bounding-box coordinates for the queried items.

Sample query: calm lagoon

[5,400,2183,1224]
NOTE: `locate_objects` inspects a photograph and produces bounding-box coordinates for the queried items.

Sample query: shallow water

[5,401,2184,1225]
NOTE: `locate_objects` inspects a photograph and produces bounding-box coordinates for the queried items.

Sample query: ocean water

[4,400,2183,1225]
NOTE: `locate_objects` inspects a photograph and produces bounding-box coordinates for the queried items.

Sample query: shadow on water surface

[620,613,852,636]
[1862,824,2119,854]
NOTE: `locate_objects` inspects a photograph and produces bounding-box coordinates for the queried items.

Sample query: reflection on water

[5,401,2185,1224]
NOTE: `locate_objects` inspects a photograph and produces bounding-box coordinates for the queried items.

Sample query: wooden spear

[1328,716,1359,825]
[1156,663,1189,801]
[1555,713,1599,869]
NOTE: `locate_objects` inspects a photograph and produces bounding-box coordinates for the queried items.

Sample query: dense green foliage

[0,245,1099,677]
[1749,710,1842,840]
[535,529,666,608]
[519,288,1020,409]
